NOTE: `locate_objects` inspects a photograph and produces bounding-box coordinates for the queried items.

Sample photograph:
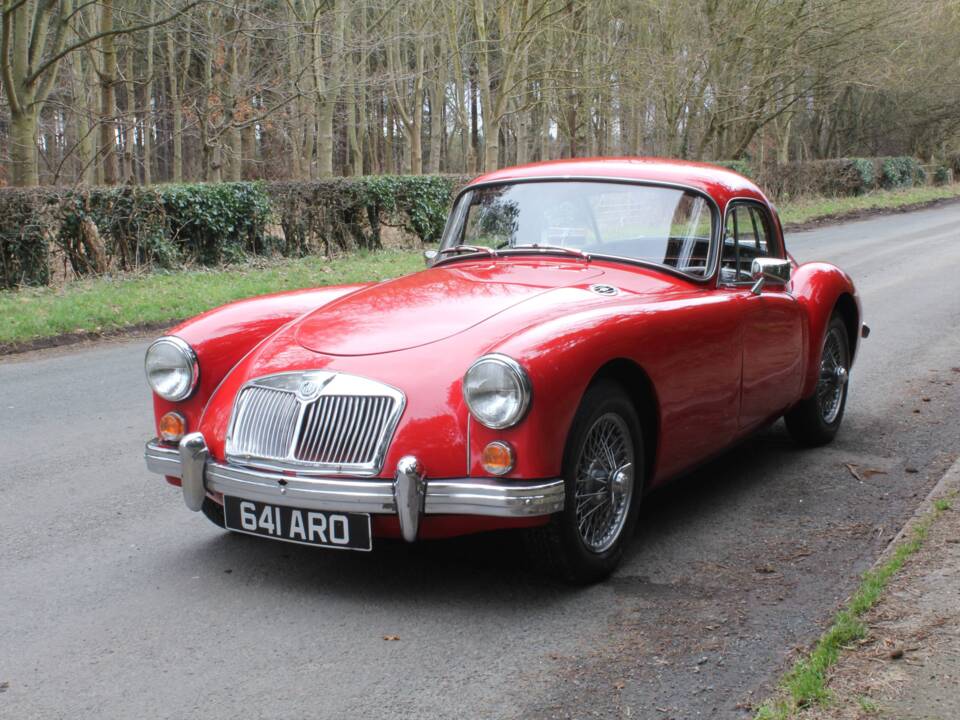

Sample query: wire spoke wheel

[574,412,635,553]
[816,326,848,424]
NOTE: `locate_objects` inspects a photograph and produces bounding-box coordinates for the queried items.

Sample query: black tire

[525,379,644,584]
[785,313,851,447]
[201,496,227,529]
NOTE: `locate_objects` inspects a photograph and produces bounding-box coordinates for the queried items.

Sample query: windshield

[441,181,716,278]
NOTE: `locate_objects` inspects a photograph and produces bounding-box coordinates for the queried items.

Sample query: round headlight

[145,336,198,401]
[463,354,531,429]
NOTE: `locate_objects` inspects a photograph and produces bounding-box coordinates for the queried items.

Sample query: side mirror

[423,249,438,267]
[750,257,791,295]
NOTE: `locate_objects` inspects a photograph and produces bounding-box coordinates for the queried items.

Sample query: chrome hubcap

[574,413,634,553]
[817,328,848,424]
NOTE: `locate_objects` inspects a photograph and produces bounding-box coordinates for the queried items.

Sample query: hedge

[0,176,470,289]
[719,156,928,199]
[0,157,945,289]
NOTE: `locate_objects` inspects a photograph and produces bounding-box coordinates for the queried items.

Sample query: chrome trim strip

[144,438,565,519]
[425,478,565,517]
[206,462,397,514]
[145,440,182,477]
[717,197,787,289]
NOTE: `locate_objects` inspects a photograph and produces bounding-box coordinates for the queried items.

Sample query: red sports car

[144,158,866,582]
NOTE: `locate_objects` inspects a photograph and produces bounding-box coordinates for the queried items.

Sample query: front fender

[470,289,743,483]
[151,284,369,438]
[791,262,862,398]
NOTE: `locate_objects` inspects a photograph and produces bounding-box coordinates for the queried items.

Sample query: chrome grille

[225,371,404,476]
[295,395,395,465]
[229,386,301,459]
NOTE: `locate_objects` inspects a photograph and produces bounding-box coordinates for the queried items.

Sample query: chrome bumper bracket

[179,432,208,512]
[394,456,425,542]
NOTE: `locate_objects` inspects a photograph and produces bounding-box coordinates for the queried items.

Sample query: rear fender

[791,262,862,398]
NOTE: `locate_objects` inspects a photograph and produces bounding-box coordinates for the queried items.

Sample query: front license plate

[223,496,372,552]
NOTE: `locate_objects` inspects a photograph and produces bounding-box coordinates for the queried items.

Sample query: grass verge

[754,493,955,720]
[778,184,960,226]
[2,183,959,348]
[0,250,422,346]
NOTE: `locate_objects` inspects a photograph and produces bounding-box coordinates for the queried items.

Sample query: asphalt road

[2,203,960,720]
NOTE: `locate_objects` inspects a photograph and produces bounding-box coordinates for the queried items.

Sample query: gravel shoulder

[789,459,960,720]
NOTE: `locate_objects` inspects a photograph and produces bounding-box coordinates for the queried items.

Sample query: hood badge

[296,372,336,402]
[590,283,620,297]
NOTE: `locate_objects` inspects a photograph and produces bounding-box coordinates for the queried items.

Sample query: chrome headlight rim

[462,353,532,430]
[145,336,199,402]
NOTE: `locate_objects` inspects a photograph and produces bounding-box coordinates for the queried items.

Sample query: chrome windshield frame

[435,177,722,284]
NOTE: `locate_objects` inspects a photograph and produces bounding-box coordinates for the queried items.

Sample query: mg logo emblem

[296,380,320,401]
[294,371,335,401]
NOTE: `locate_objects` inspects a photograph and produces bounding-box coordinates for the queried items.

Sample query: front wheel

[785,313,851,446]
[525,380,644,584]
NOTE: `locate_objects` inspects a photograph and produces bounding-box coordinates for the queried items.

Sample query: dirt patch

[793,463,960,720]
[0,320,174,358]
[783,195,960,233]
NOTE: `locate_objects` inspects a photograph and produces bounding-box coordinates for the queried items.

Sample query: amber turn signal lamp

[159,411,187,442]
[481,441,515,476]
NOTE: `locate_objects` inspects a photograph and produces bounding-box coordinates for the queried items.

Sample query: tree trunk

[315,0,346,178]
[9,110,39,186]
[222,11,242,182]
[427,36,445,174]
[241,123,256,178]
[469,63,479,173]
[166,31,183,182]
[142,0,156,184]
[121,42,136,182]
[99,0,119,185]
[73,45,97,185]
[345,56,360,176]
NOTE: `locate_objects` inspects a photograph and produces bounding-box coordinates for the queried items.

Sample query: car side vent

[589,284,620,297]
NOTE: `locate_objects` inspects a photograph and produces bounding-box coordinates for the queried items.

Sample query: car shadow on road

[179,422,804,604]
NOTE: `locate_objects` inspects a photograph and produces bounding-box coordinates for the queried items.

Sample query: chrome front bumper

[145,434,565,542]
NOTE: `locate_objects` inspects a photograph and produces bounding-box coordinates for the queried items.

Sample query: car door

[720,201,804,430]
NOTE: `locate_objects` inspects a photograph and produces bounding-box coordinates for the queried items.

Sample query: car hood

[294,260,604,356]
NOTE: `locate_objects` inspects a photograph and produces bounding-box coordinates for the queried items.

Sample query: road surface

[2,203,960,719]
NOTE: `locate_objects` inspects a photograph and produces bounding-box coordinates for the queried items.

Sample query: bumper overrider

[145,433,565,542]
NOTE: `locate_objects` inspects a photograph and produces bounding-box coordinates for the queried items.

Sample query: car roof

[469,156,769,210]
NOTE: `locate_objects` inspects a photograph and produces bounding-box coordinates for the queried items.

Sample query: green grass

[0,250,422,345]
[2,183,959,347]
[755,491,956,720]
[778,184,960,225]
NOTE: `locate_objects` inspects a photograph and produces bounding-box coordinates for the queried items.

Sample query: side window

[720,203,776,283]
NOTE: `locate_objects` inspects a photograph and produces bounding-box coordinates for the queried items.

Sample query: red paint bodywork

[151,158,863,539]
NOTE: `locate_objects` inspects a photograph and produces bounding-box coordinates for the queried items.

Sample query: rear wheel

[785,313,851,446]
[525,380,644,584]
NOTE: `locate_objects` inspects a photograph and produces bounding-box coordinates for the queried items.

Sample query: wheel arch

[792,262,862,398]
[833,292,860,363]
[587,358,660,488]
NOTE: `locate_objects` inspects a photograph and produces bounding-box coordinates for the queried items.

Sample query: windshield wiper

[508,244,591,260]
[437,244,496,257]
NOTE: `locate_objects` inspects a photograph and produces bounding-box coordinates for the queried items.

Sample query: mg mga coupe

[144,158,866,583]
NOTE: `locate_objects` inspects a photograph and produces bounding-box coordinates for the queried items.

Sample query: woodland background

[3,0,960,188]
